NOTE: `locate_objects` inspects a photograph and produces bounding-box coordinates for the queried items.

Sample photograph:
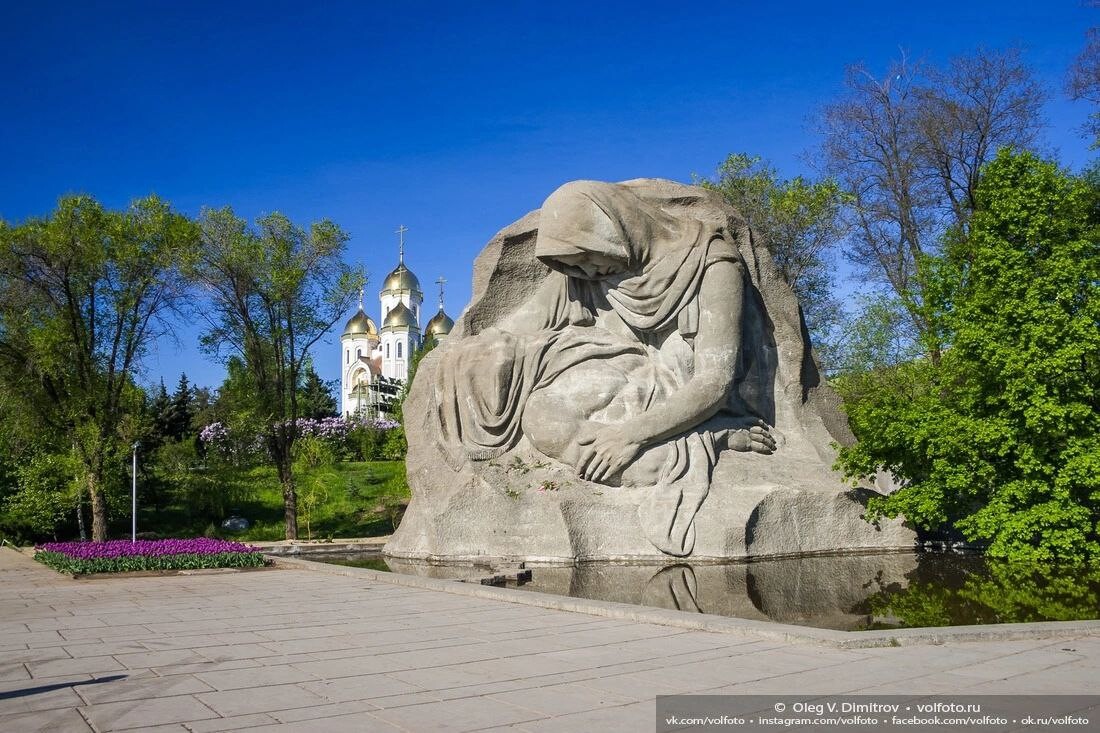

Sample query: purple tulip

[36,538,261,560]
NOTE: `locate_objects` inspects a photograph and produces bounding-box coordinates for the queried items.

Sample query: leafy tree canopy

[190,208,361,539]
[838,149,1100,563]
[0,195,198,540]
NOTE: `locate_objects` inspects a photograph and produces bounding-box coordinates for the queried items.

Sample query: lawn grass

[136,461,409,542]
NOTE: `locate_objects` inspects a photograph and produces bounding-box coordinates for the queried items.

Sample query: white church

[340,228,454,417]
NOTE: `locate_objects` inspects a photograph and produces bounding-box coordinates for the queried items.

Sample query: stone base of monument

[384,443,914,564]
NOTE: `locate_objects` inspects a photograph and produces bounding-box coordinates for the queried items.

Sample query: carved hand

[575,425,642,483]
[725,422,777,454]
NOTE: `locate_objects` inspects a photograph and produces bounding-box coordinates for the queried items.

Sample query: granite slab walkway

[1,547,1096,732]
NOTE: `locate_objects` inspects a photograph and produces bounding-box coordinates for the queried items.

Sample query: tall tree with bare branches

[1067,5,1100,147]
[821,48,1044,364]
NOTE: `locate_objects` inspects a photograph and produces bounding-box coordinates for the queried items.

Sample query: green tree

[833,294,924,375]
[132,374,194,521]
[839,150,1100,562]
[0,377,79,542]
[0,196,198,540]
[292,435,336,541]
[168,374,195,441]
[190,209,361,540]
[189,385,215,434]
[298,363,338,419]
[409,333,437,385]
[150,437,247,526]
[149,380,173,448]
[700,154,847,370]
[193,358,268,467]
[0,449,76,541]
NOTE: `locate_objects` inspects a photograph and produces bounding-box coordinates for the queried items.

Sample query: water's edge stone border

[271,554,1100,650]
[256,539,389,555]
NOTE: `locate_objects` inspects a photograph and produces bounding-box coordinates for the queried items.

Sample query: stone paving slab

[1,547,1098,732]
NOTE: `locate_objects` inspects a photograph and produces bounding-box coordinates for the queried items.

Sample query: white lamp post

[131,442,139,543]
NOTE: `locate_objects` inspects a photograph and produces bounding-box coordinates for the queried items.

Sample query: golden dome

[381,263,422,294]
[382,301,418,330]
[342,308,378,338]
[425,308,454,340]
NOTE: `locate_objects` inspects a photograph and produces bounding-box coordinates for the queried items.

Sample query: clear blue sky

[1,1,1095,392]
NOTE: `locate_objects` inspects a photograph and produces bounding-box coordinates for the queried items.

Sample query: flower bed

[34,538,267,574]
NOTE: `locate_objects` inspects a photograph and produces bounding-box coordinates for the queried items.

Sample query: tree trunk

[88,472,108,542]
[75,482,87,541]
[276,456,298,540]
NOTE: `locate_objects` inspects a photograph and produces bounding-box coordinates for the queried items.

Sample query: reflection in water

[642,565,703,613]
[385,553,920,631]
[862,555,1100,629]
[310,554,392,572]
[330,552,1100,631]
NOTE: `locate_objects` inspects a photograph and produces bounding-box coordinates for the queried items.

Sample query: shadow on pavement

[0,674,128,700]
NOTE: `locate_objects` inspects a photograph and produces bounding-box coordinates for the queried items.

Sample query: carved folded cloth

[435,326,642,462]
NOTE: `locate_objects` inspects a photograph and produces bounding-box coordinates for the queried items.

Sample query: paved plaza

[1,547,1097,732]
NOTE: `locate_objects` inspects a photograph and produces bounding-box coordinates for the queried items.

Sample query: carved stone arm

[624,260,744,447]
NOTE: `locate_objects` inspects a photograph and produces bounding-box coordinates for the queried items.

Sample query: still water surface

[312,552,1100,631]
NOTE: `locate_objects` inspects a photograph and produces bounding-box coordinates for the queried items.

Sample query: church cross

[435,276,446,309]
[396,225,409,263]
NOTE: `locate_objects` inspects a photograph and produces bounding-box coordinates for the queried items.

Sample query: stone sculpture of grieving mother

[434,180,776,557]
[386,178,914,563]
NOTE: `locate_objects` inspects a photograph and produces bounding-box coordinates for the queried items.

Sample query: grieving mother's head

[535,180,676,280]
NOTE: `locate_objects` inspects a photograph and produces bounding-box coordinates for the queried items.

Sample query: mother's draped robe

[434,182,748,556]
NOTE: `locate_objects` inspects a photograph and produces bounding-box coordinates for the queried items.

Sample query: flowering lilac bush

[198,422,230,445]
[364,417,401,431]
[295,415,401,435]
[198,421,266,464]
[199,415,403,462]
[34,538,267,574]
[295,417,351,439]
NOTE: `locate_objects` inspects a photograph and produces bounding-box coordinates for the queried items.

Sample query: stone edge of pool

[270,554,1100,650]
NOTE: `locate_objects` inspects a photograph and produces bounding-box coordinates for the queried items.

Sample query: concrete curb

[271,554,1100,650]
[254,538,390,555]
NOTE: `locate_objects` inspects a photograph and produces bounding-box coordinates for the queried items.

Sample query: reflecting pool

[311,551,1100,631]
